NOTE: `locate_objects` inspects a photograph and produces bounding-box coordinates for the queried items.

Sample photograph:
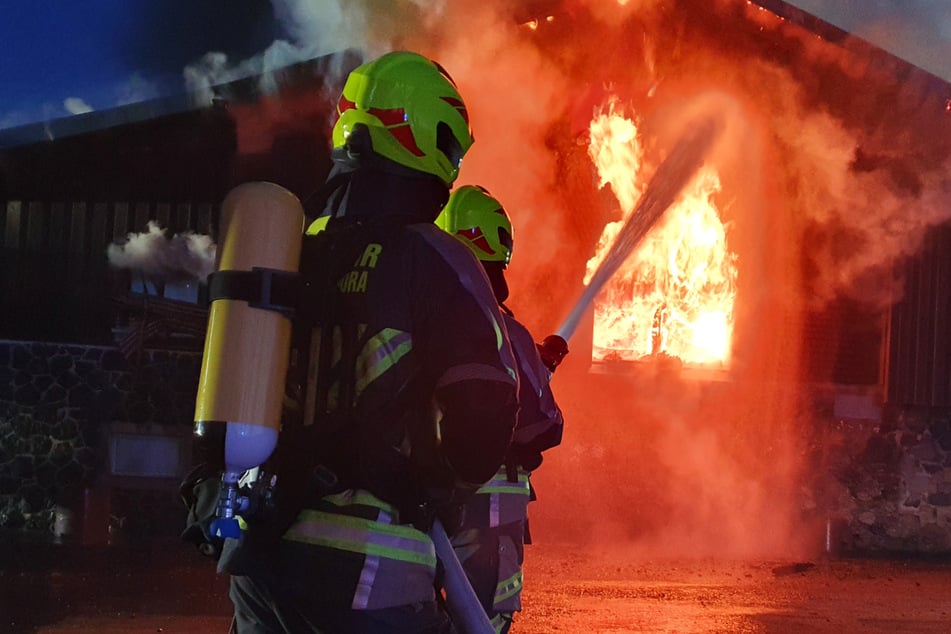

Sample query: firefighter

[227,51,519,633]
[435,185,567,634]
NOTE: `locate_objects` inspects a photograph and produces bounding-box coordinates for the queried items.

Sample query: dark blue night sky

[0,0,279,130]
[1,0,948,133]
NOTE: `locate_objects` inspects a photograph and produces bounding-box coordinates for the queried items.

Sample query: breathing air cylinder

[194,181,304,538]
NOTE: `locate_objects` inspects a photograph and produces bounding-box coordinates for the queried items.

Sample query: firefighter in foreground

[228,51,519,633]
[436,185,567,633]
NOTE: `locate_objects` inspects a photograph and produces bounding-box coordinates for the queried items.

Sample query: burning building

[1,0,950,555]
[417,0,951,555]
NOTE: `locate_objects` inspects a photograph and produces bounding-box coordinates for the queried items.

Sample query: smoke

[63,98,93,115]
[183,0,437,105]
[116,73,162,107]
[725,43,951,309]
[106,221,216,282]
[189,0,950,561]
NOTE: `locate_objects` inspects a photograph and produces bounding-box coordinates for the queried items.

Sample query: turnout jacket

[276,187,519,610]
[458,313,564,529]
[450,312,564,625]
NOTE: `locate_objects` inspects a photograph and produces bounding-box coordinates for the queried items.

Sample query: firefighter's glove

[514,446,544,472]
[179,464,224,559]
[537,334,569,373]
[428,486,472,536]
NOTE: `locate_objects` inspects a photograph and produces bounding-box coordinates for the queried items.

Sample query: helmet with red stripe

[436,185,513,267]
[332,51,474,186]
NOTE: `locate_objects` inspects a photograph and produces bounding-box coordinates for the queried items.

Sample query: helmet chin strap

[305,126,450,224]
[301,125,375,221]
[484,262,509,304]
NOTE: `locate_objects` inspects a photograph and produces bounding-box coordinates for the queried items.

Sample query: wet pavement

[3,534,951,633]
[516,545,951,634]
[1,534,232,633]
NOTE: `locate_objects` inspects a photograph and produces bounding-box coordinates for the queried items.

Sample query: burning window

[585,101,738,367]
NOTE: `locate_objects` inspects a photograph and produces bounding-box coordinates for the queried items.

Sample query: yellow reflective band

[490,317,518,382]
[490,613,511,634]
[355,328,413,396]
[476,483,531,496]
[436,363,516,389]
[476,470,530,496]
[285,510,436,568]
[494,570,523,604]
[322,490,398,515]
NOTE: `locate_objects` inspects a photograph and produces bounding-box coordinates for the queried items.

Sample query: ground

[2,537,950,633]
[516,545,951,633]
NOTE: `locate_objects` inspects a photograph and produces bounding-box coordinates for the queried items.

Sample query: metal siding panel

[68,202,87,283]
[156,202,171,230]
[4,201,21,249]
[68,202,87,255]
[196,203,214,237]
[915,236,937,405]
[174,203,192,234]
[113,202,130,241]
[134,202,151,232]
[885,301,898,403]
[89,203,109,264]
[898,255,921,405]
[932,225,951,406]
[897,298,915,405]
[49,203,67,250]
[26,201,45,251]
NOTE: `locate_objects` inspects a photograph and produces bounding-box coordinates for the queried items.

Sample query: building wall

[0,340,200,539]
[828,405,951,554]
[886,222,951,408]
[1,199,217,344]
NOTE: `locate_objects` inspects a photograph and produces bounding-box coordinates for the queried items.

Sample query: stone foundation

[0,340,200,537]
[4,338,951,553]
[821,405,951,554]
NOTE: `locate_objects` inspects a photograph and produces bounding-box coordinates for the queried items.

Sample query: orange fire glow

[585,102,738,366]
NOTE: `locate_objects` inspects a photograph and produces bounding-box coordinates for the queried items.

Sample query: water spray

[556,114,725,342]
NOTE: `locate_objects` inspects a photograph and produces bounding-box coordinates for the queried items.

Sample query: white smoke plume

[63,98,93,115]
[116,73,162,107]
[106,221,216,282]
[183,0,438,105]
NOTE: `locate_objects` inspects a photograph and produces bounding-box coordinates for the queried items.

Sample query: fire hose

[437,114,728,634]
[556,113,724,342]
[430,518,496,634]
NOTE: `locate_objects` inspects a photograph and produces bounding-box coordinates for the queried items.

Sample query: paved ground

[3,536,951,633]
[515,545,951,633]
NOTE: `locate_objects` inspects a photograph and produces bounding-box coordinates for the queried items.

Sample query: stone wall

[5,337,951,554]
[825,407,951,554]
[0,340,201,537]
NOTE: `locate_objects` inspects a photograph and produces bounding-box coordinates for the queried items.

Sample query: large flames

[586,101,738,366]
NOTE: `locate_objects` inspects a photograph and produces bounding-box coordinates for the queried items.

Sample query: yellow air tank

[194,182,303,534]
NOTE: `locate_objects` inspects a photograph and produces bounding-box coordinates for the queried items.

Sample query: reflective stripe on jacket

[462,465,531,529]
[283,488,437,610]
[503,314,564,452]
[494,568,523,610]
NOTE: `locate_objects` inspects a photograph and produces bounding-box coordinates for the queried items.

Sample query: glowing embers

[586,101,738,366]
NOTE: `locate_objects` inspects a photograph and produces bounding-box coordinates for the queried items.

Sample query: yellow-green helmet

[304,215,329,236]
[332,51,474,186]
[436,185,513,266]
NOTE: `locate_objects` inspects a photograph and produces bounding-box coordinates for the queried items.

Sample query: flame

[586,102,738,366]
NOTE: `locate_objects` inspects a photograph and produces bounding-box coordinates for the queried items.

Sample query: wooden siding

[886,222,951,408]
[0,200,217,344]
